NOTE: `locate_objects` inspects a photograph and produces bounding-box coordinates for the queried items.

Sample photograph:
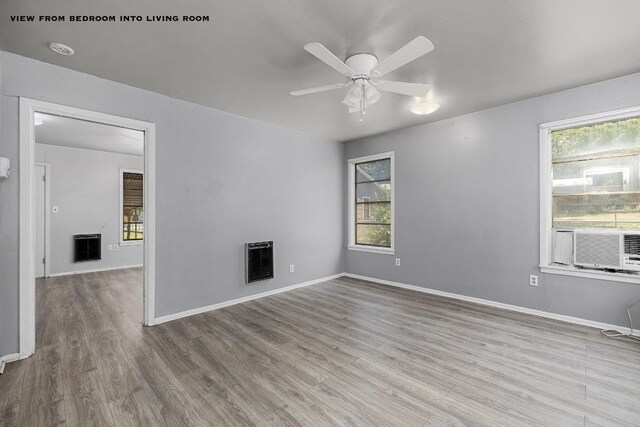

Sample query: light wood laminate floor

[1,268,639,426]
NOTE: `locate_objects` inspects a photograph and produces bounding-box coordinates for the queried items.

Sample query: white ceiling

[2,1,640,142]
[35,113,144,156]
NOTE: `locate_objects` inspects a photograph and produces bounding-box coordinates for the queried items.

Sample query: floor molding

[152,273,345,325]
[46,264,143,278]
[343,273,640,337]
[0,353,20,374]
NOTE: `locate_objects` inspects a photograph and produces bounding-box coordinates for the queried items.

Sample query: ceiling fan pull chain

[360,84,366,122]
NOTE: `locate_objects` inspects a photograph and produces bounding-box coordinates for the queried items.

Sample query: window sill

[347,245,395,255]
[540,264,640,284]
[119,241,143,247]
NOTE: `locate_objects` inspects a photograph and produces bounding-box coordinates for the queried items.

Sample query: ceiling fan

[290,36,434,121]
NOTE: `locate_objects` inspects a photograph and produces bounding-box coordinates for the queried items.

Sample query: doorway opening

[19,99,156,358]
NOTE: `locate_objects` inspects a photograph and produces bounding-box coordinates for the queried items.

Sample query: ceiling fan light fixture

[342,82,381,114]
[365,84,381,105]
[342,85,362,107]
[410,99,440,115]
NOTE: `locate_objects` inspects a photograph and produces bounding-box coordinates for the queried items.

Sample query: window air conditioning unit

[573,229,640,272]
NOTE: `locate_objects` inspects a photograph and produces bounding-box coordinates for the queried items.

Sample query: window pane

[551,116,640,162]
[356,158,390,182]
[553,193,640,230]
[356,181,391,202]
[356,201,390,224]
[123,172,143,241]
[122,207,144,240]
[352,155,392,248]
[550,115,640,232]
[552,156,640,195]
[356,224,391,247]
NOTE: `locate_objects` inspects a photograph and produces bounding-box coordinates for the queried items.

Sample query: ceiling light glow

[410,100,440,115]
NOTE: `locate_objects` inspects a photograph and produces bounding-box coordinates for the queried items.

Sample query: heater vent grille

[74,234,101,262]
[246,241,274,283]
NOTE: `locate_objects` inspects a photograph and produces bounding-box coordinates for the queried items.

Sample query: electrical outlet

[289,264,294,273]
[395,258,401,267]
[108,245,113,251]
[529,275,538,286]
[113,244,119,251]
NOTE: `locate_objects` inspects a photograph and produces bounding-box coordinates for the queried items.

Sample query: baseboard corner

[0,353,20,374]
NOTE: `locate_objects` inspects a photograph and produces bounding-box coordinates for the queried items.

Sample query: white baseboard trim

[343,273,640,337]
[151,273,345,325]
[47,264,143,278]
[0,353,20,374]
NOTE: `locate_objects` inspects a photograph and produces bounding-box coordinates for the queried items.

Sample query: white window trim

[347,151,395,255]
[539,105,640,284]
[120,168,144,246]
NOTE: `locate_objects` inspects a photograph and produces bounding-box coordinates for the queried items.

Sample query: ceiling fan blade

[289,83,347,96]
[370,36,434,77]
[304,43,355,77]
[375,80,433,97]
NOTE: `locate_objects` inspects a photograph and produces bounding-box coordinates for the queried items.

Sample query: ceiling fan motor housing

[345,53,378,76]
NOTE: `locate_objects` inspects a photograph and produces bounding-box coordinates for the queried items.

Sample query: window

[348,152,394,254]
[120,169,143,243]
[551,116,640,230]
[540,106,640,282]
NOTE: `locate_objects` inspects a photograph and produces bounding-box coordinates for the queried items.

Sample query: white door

[35,165,46,278]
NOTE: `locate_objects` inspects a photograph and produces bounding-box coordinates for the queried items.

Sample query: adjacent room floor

[1,269,639,426]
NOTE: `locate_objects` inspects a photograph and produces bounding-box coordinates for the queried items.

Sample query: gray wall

[344,72,640,328]
[0,52,344,356]
[35,143,144,275]
[0,57,19,358]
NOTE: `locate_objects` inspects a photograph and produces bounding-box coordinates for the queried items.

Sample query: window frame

[347,151,395,255]
[119,168,144,246]
[539,106,640,284]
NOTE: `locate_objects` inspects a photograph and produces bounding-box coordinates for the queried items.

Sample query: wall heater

[246,241,274,283]
[74,234,101,262]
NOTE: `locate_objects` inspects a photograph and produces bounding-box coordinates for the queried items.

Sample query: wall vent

[74,234,101,262]
[246,241,273,283]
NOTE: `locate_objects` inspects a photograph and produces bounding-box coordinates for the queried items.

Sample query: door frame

[34,162,51,278]
[19,98,157,358]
